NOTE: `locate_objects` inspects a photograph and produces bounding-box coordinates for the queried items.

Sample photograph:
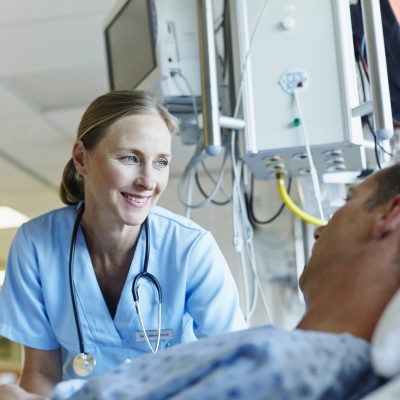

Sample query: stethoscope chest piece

[73,352,96,377]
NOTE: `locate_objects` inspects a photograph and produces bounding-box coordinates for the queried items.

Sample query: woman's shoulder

[150,206,207,234]
[18,205,77,236]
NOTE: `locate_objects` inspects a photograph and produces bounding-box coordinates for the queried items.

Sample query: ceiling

[0,0,205,270]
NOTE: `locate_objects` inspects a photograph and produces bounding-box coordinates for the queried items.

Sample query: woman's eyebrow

[157,152,172,159]
[115,148,172,158]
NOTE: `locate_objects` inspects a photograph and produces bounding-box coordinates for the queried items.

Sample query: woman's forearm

[0,384,48,400]
[19,347,62,398]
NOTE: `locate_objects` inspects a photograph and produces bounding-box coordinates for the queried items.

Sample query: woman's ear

[373,195,400,239]
[72,140,87,176]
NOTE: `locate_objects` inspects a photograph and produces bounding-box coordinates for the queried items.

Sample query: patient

[2,164,400,400]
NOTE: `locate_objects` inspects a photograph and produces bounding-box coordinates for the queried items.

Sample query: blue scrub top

[0,205,246,380]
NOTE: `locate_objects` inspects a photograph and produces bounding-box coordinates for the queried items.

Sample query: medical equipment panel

[240,0,366,179]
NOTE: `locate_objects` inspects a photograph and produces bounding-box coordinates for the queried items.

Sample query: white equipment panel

[152,0,201,102]
[240,0,365,179]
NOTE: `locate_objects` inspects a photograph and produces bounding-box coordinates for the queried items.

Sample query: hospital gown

[51,326,384,400]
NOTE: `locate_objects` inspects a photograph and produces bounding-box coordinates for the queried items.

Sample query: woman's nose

[135,166,155,191]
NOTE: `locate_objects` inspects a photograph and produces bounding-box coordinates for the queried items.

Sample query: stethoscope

[69,203,162,377]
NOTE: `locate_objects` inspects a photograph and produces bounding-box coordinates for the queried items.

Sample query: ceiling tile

[44,105,88,138]
[12,67,109,109]
[4,141,72,169]
[0,14,109,75]
[0,0,116,26]
[0,114,73,146]
[0,81,35,116]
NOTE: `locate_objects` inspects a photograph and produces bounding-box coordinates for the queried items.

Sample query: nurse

[0,90,246,398]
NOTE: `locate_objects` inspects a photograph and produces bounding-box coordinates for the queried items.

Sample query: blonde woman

[0,90,246,398]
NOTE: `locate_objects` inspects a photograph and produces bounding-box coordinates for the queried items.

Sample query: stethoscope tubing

[69,204,86,355]
[132,218,163,353]
[69,204,163,373]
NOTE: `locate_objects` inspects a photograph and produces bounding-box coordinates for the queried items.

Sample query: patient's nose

[313,225,325,240]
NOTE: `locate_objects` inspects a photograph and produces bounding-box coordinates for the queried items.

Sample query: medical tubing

[233,193,252,321]
[239,246,250,322]
[366,119,382,169]
[195,159,232,204]
[357,57,367,103]
[177,133,203,206]
[373,130,382,169]
[69,205,86,355]
[195,170,230,205]
[276,173,323,226]
[233,0,272,119]
[202,160,231,201]
[238,173,271,321]
[231,135,251,233]
[230,130,272,322]
[231,153,251,320]
[178,144,230,209]
[230,135,254,294]
[293,91,326,225]
[256,270,274,324]
[185,166,196,218]
[247,240,273,324]
[238,173,259,318]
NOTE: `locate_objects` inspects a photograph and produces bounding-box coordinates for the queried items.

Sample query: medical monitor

[105,0,156,90]
[104,0,202,115]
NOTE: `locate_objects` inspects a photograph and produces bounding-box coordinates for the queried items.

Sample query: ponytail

[59,158,84,206]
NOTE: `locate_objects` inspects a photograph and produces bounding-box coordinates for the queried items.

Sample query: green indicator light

[293,118,301,127]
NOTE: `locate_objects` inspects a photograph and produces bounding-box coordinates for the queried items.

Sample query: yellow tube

[276,172,324,226]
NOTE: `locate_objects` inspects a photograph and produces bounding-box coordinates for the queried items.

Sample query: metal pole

[360,0,393,140]
[235,0,257,153]
[197,0,221,156]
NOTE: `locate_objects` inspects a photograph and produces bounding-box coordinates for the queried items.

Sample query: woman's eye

[123,156,138,163]
[155,159,169,168]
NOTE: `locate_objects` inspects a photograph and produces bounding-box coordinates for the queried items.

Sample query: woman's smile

[121,192,150,206]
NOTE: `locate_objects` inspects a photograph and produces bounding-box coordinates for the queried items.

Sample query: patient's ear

[373,195,400,238]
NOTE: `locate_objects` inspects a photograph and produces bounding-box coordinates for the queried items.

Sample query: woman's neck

[79,207,142,267]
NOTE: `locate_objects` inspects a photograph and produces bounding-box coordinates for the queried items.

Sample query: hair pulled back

[59,90,179,206]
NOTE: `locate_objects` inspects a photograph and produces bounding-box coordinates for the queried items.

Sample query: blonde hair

[60,90,179,205]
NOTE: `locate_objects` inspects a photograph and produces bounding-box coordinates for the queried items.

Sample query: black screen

[105,0,157,90]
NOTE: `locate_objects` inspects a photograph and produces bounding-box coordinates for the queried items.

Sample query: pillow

[371,288,400,378]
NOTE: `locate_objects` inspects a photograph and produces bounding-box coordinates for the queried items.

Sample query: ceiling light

[0,207,30,229]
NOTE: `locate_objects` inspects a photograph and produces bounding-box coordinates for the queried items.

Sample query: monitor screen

[105,0,157,90]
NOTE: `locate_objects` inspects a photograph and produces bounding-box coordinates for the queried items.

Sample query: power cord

[246,174,292,225]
